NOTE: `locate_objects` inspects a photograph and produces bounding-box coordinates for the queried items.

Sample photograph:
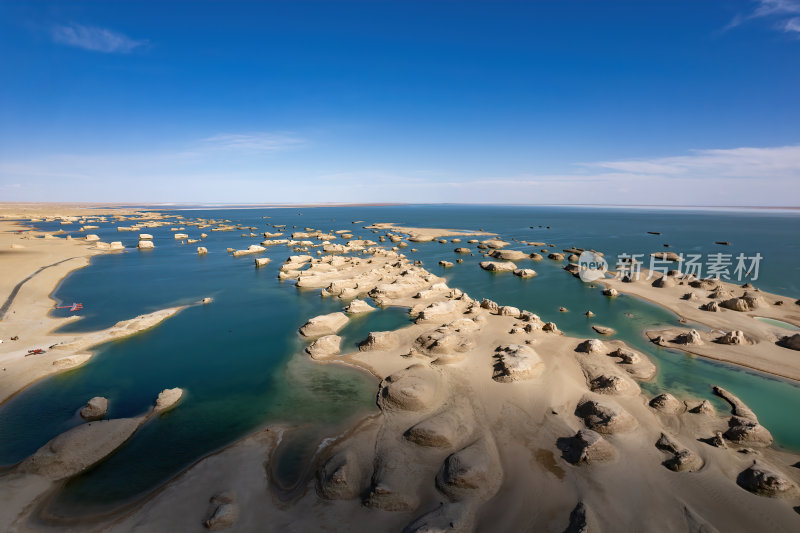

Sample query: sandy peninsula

[0,207,193,404]
[596,267,800,382]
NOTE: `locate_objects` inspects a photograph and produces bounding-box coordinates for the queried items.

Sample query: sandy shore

[364,222,496,241]
[599,268,800,381]
[2,209,800,532]
[0,213,188,405]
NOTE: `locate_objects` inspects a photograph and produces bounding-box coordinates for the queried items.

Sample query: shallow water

[755,316,800,331]
[2,205,799,513]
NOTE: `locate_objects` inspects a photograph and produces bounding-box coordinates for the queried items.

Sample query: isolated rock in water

[17,418,145,480]
[576,339,606,354]
[345,299,375,314]
[108,241,124,251]
[778,333,800,351]
[454,247,471,254]
[85,234,100,242]
[479,261,517,272]
[650,393,682,414]
[716,330,749,345]
[254,257,271,268]
[138,240,154,249]
[306,335,342,359]
[174,233,189,240]
[155,388,183,413]
[204,492,239,531]
[575,398,637,434]
[591,325,615,336]
[202,297,213,304]
[513,268,537,278]
[79,397,108,421]
[488,249,529,261]
[548,252,565,261]
[557,429,616,465]
[359,331,400,351]
[483,239,510,249]
[652,251,681,261]
[232,244,266,257]
[585,310,595,318]
[138,233,153,240]
[675,329,703,345]
[737,461,798,497]
[197,246,208,255]
[317,450,364,500]
[603,288,619,297]
[529,252,544,260]
[655,433,703,472]
[492,344,545,382]
[439,260,454,268]
[564,263,580,276]
[299,312,350,337]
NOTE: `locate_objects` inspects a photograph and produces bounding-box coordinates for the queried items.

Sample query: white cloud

[784,16,800,31]
[198,133,306,153]
[52,24,147,53]
[725,0,800,33]
[0,142,798,206]
[587,144,800,180]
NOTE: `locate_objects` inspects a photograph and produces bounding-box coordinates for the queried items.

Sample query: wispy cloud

[784,16,800,31]
[586,144,800,180]
[52,24,147,53]
[198,133,306,153]
[1,142,798,206]
[725,0,800,33]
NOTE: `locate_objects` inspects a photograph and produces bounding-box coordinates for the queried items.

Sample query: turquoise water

[1,205,799,515]
[755,316,800,331]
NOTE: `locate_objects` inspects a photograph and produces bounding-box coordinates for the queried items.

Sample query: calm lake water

[1,205,799,515]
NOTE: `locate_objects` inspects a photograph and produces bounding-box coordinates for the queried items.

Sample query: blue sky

[1,0,799,205]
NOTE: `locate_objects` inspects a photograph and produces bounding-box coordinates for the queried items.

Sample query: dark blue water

[1,205,798,514]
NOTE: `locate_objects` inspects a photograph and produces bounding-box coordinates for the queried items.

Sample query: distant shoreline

[2,201,799,215]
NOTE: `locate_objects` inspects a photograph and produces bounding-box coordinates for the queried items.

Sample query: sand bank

[598,269,800,381]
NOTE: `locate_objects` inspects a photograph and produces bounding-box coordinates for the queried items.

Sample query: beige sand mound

[18,417,146,480]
